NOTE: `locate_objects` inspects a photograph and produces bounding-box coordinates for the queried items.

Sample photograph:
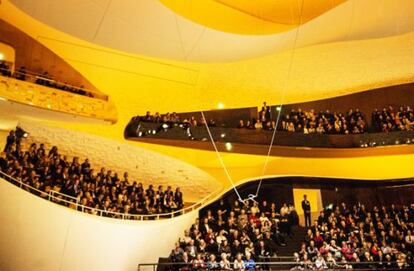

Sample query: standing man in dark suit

[261,102,271,121]
[302,195,311,227]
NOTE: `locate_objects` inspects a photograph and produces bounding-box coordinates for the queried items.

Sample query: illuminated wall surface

[0,0,414,194]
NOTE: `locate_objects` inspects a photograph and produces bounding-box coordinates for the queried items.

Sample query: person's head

[304,195,307,200]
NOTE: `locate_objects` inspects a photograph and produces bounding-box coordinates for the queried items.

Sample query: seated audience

[281,108,366,135]
[0,62,95,98]
[170,199,299,267]
[372,106,414,132]
[1,130,184,219]
[291,203,414,270]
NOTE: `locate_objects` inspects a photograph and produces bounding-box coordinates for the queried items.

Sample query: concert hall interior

[0,1,413,271]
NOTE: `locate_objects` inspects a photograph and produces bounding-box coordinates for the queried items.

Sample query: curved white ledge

[0,178,199,271]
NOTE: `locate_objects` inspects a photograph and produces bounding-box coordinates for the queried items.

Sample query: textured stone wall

[19,121,220,202]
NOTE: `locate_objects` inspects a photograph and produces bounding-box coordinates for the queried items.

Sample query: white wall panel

[0,179,198,271]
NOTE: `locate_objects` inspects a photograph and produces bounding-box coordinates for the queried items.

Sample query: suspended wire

[174,15,244,202]
[200,111,244,202]
[253,0,305,199]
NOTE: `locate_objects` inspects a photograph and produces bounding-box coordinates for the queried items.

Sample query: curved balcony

[125,120,414,152]
[0,73,117,123]
[0,170,221,220]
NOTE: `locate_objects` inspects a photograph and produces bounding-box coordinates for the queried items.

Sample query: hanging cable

[252,0,305,200]
[174,14,246,203]
[200,111,244,203]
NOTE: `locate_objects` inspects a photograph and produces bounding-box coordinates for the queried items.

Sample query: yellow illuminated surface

[1,0,414,200]
[293,188,323,226]
[160,0,346,35]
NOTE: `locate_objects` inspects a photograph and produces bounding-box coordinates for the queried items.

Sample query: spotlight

[220,133,226,138]
[137,131,143,137]
[395,140,400,145]
[152,130,156,135]
[217,103,225,109]
[0,53,4,60]
[162,123,169,129]
[225,142,232,151]
[276,106,282,112]
[406,138,411,144]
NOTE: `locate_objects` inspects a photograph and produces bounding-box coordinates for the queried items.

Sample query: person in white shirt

[314,253,327,270]
[233,253,246,271]
[219,253,231,270]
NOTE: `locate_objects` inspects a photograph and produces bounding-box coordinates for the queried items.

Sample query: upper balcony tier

[125,82,414,152]
[0,72,117,124]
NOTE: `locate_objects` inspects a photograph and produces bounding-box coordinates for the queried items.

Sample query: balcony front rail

[0,73,117,123]
[0,170,221,221]
[0,66,107,100]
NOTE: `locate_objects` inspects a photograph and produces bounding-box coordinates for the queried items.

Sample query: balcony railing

[0,67,107,100]
[0,170,221,221]
[125,120,414,148]
[0,72,117,123]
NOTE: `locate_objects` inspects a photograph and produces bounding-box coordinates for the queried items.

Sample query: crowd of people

[138,111,217,128]
[136,103,414,137]
[279,108,366,135]
[169,198,413,270]
[0,61,95,98]
[169,199,299,270]
[372,106,414,132]
[237,103,367,135]
[1,129,184,219]
[237,102,277,131]
[291,203,413,270]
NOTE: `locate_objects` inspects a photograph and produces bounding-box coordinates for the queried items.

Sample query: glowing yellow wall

[293,188,323,226]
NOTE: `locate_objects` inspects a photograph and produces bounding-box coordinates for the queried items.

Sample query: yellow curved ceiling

[160,0,346,35]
